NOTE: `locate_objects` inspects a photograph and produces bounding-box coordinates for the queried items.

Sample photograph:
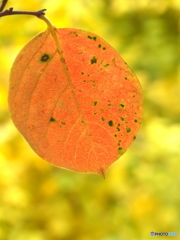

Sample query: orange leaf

[8,28,143,175]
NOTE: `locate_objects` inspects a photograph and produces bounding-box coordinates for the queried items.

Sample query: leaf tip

[98,167,106,179]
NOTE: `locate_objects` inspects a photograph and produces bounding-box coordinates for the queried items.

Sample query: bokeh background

[0,0,179,239]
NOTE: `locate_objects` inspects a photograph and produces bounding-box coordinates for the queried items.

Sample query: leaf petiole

[39,15,62,54]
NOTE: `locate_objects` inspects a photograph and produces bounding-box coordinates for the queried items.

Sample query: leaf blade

[9,28,143,175]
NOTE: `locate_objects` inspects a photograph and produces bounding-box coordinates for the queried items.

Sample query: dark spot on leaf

[114,134,117,137]
[88,35,97,40]
[93,101,98,106]
[118,147,123,151]
[101,117,105,121]
[126,128,131,133]
[81,72,84,75]
[107,100,111,106]
[103,47,106,50]
[108,120,114,127]
[116,127,120,131]
[83,80,86,82]
[133,136,136,140]
[125,77,128,80]
[134,119,138,122]
[50,117,56,122]
[70,31,78,36]
[90,56,97,64]
[98,44,101,48]
[40,54,50,62]
[118,123,120,126]
[104,63,110,67]
[120,117,124,121]
[94,112,97,115]
[119,103,125,108]
[61,57,65,63]
[61,122,66,125]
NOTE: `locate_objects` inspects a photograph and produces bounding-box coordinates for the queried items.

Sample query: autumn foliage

[8,27,143,175]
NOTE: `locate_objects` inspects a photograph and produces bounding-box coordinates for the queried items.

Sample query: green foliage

[0,0,179,239]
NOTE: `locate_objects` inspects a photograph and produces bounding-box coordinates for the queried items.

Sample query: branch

[0,0,8,12]
[0,7,46,18]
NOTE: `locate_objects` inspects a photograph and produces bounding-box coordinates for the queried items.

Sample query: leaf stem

[39,15,62,54]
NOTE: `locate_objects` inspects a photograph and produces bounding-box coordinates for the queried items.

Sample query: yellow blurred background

[0,0,179,239]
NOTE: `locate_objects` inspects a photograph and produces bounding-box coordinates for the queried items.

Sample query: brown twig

[0,0,8,12]
[0,0,46,18]
[0,7,47,18]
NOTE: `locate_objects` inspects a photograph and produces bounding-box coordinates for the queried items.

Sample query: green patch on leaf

[126,128,131,133]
